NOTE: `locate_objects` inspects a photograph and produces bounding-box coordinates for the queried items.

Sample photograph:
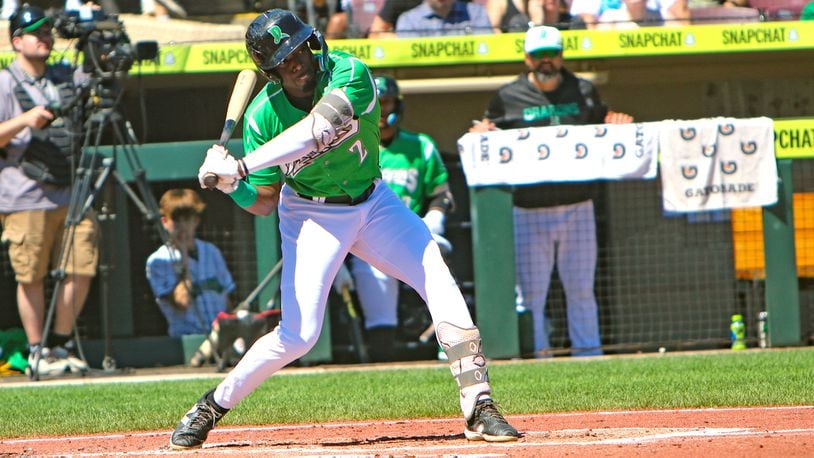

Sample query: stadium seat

[748,0,808,20]
[689,6,761,25]
[346,0,385,38]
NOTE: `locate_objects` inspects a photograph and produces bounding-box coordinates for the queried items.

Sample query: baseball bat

[203,69,258,189]
[342,286,370,364]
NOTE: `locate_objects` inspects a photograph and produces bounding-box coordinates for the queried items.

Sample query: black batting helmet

[245,9,327,81]
[374,75,403,126]
[9,4,50,41]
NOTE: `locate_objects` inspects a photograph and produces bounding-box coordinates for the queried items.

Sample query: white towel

[659,117,777,213]
[457,123,658,187]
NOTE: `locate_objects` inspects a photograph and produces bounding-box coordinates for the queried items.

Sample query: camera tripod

[28,79,188,380]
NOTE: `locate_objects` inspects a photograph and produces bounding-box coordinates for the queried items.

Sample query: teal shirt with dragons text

[242,50,381,198]
[379,128,448,215]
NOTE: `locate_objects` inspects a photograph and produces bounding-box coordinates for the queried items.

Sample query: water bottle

[730,314,746,350]
[758,311,768,349]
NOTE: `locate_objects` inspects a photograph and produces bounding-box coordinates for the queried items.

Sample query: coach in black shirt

[471,25,633,357]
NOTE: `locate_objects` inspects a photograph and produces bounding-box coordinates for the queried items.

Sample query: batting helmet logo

[538,144,550,160]
[682,165,698,179]
[613,143,625,159]
[720,160,737,174]
[267,25,290,44]
[680,128,696,141]
[575,143,588,159]
[741,141,757,155]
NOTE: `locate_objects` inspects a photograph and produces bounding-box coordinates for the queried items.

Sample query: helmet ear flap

[308,29,329,73]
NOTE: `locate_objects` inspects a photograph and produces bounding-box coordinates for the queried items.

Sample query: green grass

[2,348,813,439]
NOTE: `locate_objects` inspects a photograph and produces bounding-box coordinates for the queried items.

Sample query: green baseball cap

[9,4,51,39]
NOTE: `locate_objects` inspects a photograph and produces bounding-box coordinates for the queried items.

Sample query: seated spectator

[689,0,750,6]
[325,0,351,38]
[140,0,186,20]
[570,0,688,29]
[326,0,383,38]
[486,0,571,33]
[396,0,493,37]
[145,188,236,365]
[369,0,422,37]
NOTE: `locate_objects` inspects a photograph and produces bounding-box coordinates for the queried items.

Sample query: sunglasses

[13,25,52,38]
[529,49,561,59]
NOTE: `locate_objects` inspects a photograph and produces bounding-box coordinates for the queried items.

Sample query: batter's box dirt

[2,406,813,456]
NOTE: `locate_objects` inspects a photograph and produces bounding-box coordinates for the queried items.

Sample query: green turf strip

[1,348,812,438]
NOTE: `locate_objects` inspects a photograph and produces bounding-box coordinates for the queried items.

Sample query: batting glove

[198,145,239,190]
[422,209,446,235]
[332,262,355,294]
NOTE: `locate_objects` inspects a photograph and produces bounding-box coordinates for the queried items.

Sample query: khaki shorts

[0,208,99,283]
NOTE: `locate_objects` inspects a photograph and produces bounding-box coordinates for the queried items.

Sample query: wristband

[229,180,258,208]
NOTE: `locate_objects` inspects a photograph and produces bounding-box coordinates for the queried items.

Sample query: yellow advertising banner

[180,21,814,72]
[775,119,814,159]
[1,22,813,73]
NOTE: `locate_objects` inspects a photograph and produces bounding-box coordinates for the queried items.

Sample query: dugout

[1,21,813,367]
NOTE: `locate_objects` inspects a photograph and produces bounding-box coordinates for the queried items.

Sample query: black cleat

[464,399,520,442]
[170,389,229,449]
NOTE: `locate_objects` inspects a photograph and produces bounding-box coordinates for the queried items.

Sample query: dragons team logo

[702,144,717,157]
[556,127,569,138]
[267,25,290,44]
[594,126,607,137]
[720,160,737,174]
[538,144,550,160]
[680,127,696,141]
[575,143,588,159]
[741,141,757,155]
[718,123,735,136]
[499,146,513,163]
[517,129,530,140]
[681,165,698,179]
[612,143,625,159]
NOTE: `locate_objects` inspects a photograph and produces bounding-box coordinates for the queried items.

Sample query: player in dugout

[168,9,520,449]
[332,74,456,362]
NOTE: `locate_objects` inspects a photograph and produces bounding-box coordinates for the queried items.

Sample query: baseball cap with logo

[524,25,563,54]
[9,4,51,40]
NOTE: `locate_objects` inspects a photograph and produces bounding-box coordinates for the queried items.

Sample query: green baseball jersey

[379,128,448,215]
[242,50,381,198]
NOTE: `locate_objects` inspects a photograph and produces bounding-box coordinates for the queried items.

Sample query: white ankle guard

[436,322,491,420]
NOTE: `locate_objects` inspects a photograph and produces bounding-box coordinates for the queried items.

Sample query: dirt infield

[3,405,812,456]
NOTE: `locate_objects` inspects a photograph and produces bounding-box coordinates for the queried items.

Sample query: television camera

[53,9,158,82]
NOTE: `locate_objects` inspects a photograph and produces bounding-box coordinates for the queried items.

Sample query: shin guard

[436,322,491,420]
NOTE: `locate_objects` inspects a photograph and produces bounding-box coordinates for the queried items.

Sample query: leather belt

[296,183,376,206]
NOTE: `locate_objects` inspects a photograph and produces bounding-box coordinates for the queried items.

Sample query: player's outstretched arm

[240,89,354,174]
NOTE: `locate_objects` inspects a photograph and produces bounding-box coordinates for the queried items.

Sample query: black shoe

[170,389,229,449]
[464,399,520,442]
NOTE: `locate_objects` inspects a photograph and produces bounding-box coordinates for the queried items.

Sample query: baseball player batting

[332,75,454,362]
[169,9,519,449]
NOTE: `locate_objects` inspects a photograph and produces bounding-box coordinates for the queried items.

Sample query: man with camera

[0,4,98,376]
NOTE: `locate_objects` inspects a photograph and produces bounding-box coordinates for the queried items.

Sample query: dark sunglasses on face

[14,25,53,38]
[529,49,560,59]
